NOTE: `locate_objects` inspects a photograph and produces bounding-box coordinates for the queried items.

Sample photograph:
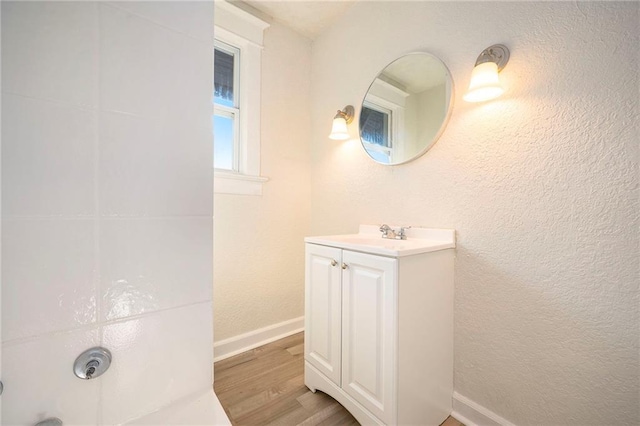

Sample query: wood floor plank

[265,403,318,426]
[227,374,305,419]
[216,358,304,407]
[286,342,304,356]
[216,348,294,382]
[234,387,309,425]
[296,390,340,413]
[296,403,344,426]
[214,348,258,370]
[215,354,301,394]
[440,417,465,426]
[315,406,361,426]
[214,332,464,426]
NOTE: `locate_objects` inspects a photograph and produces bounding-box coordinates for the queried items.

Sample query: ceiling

[382,55,448,93]
[238,0,356,40]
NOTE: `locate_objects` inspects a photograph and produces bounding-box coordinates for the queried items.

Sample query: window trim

[363,77,411,163]
[361,101,393,148]
[214,1,270,195]
[361,102,393,163]
[362,95,406,164]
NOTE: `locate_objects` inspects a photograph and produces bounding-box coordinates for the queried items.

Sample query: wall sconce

[329,105,354,140]
[463,44,510,103]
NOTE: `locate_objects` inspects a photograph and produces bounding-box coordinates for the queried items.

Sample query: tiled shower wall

[1,2,214,424]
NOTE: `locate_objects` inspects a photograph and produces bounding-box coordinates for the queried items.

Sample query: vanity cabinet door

[341,251,397,425]
[304,244,343,386]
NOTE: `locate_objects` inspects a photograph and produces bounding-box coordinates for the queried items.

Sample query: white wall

[310,2,638,425]
[416,82,446,155]
[1,2,215,424]
[213,21,311,341]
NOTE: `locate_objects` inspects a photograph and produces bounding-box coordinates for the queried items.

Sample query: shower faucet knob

[85,360,100,379]
[73,347,112,380]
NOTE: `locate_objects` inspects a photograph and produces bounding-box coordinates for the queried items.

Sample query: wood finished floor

[214,332,464,426]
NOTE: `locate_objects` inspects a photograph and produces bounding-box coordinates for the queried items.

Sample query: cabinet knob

[341,263,348,270]
[331,259,338,267]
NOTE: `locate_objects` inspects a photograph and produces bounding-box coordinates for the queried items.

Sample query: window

[360,102,393,164]
[359,77,409,164]
[214,1,269,195]
[214,42,240,171]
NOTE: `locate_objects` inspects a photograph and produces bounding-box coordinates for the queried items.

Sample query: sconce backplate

[341,105,355,124]
[475,44,510,71]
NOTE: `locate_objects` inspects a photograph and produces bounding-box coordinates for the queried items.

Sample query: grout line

[0,91,211,124]
[1,215,213,221]
[0,90,98,112]
[95,3,104,424]
[102,2,213,46]
[0,0,3,397]
[97,215,214,220]
[1,216,95,221]
[1,299,214,348]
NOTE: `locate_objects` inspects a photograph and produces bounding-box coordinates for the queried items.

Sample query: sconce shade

[328,105,354,140]
[463,61,504,103]
[464,44,509,103]
[329,116,350,140]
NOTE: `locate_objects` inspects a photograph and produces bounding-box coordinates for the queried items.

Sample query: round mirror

[359,52,453,165]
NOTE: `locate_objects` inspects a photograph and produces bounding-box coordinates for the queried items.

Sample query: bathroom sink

[305,225,455,257]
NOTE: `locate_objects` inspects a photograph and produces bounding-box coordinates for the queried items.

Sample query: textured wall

[213,22,312,341]
[309,2,639,425]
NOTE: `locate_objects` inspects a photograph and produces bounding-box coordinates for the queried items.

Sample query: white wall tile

[0,1,97,107]
[2,2,216,424]
[2,219,97,341]
[99,4,212,121]
[98,111,212,217]
[100,217,213,321]
[1,327,100,426]
[124,389,230,425]
[101,303,213,425]
[1,94,96,217]
[107,1,214,43]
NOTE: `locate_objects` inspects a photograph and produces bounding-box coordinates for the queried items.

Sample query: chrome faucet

[379,224,397,239]
[379,224,411,240]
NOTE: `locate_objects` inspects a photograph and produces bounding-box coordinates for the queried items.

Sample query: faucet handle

[398,226,412,239]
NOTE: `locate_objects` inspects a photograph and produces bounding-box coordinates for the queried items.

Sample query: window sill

[214,171,269,196]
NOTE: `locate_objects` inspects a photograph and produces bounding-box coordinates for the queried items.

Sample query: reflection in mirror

[360,52,453,165]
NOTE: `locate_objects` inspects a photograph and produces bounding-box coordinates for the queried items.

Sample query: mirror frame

[359,52,455,166]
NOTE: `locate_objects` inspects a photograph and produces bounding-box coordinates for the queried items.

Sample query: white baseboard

[452,391,516,426]
[213,316,304,362]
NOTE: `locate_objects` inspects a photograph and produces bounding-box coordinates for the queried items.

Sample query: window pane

[214,48,234,107]
[213,114,235,170]
[360,106,390,147]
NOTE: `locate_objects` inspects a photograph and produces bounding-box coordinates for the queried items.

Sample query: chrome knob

[85,360,100,379]
[74,347,112,380]
[331,259,337,267]
[341,263,348,270]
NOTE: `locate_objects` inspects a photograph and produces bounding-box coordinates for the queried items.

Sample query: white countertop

[305,225,456,257]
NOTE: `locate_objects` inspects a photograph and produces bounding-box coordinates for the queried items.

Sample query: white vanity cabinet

[304,225,455,426]
[305,244,343,385]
